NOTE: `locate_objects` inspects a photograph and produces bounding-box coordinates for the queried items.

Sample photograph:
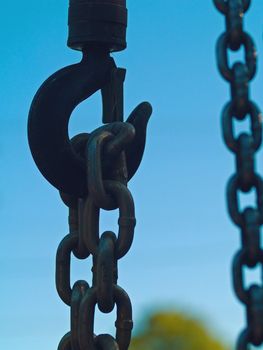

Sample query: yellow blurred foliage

[130,311,230,350]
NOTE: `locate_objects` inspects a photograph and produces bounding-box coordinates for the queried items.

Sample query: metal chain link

[214,0,263,348]
[56,122,138,350]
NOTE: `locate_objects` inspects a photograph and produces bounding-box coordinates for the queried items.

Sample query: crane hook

[28,50,152,197]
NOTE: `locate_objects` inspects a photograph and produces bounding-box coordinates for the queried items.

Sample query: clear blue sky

[1,1,263,349]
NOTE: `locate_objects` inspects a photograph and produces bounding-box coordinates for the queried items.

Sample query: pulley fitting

[68,0,127,52]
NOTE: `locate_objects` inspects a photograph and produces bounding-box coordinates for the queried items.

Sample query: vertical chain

[214,1,263,349]
[56,121,139,350]
[28,0,152,347]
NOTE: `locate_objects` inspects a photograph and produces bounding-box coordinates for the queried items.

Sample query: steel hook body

[28,52,116,197]
[28,51,152,197]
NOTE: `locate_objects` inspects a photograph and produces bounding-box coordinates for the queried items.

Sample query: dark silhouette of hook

[28,51,152,197]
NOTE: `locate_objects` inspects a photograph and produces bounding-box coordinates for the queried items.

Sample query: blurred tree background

[130,311,230,350]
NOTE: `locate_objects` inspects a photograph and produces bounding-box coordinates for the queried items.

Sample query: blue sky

[1,1,263,349]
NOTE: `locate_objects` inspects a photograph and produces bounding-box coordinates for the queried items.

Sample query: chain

[28,1,152,349]
[57,129,136,350]
[56,123,138,350]
[214,1,263,348]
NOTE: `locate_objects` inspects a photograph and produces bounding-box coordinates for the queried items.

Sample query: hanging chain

[28,1,152,349]
[214,0,263,348]
[56,128,136,350]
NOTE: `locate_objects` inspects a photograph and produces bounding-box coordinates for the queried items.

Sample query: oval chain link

[56,123,138,349]
[214,1,263,348]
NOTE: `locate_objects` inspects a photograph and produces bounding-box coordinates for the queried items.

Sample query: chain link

[214,0,263,348]
[56,120,139,349]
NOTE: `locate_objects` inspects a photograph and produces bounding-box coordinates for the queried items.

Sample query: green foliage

[130,311,230,350]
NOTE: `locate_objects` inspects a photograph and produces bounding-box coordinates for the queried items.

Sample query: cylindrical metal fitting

[68,0,127,52]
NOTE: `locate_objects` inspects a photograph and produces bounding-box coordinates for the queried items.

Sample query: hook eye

[28,53,116,197]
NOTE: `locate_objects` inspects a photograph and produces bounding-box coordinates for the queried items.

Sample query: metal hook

[28,50,152,197]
